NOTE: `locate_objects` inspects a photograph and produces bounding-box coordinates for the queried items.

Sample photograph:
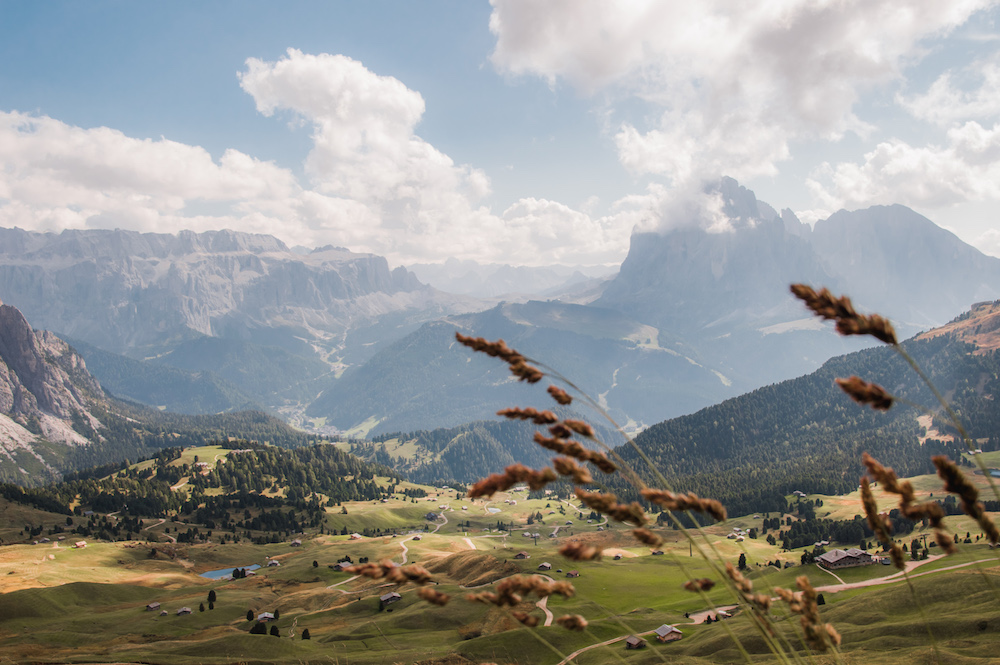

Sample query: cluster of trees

[609,334,982,515]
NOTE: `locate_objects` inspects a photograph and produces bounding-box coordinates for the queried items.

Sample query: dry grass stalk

[509,359,544,383]
[512,611,539,627]
[555,614,588,631]
[417,587,451,606]
[559,541,602,561]
[468,463,557,498]
[683,578,716,592]
[496,407,559,425]
[864,454,957,554]
[454,332,544,383]
[496,575,575,600]
[465,591,499,605]
[860,477,906,569]
[574,488,647,525]
[533,432,617,474]
[454,332,524,363]
[790,284,898,345]
[553,456,593,484]
[788,576,842,652]
[725,562,775,635]
[632,527,664,549]
[562,419,596,438]
[933,455,1000,544]
[641,488,727,522]
[387,564,433,585]
[835,376,894,411]
[547,384,572,405]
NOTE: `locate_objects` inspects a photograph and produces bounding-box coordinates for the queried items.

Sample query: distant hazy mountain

[811,205,1000,329]
[0,228,487,416]
[306,300,736,436]
[595,178,1000,388]
[406,258,617,298]
[611,301,1000,516]
[313,179,1000,435]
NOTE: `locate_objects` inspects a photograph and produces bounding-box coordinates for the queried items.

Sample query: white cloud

[0,51,641,266]
[490,0,995,223]
[0,111,299,235]
[898,56,1000,125]
[807,121,1000,209]
[977,228,1000,256]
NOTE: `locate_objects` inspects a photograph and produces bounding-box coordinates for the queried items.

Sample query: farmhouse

[566,570,580,578]
[267,560,280,567]
[257,612,275,622]
[625,635,646,649]
[145,602,160,611]
[654,624,683,642]
[538,562,552,571]
[74,541,87,548]
[816,548,874,568]
[177,607,192,615]
[514,551,530,559]
[380,592,402,605]
[290,539,302,547]
[349,533,363,540]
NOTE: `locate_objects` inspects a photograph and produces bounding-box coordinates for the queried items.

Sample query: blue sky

[1,1,999,266]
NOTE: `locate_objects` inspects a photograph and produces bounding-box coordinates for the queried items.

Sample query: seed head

[836,376,894,411]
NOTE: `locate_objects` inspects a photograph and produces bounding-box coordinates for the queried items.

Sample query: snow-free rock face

[0,301,108,480]
[0,228,442,356]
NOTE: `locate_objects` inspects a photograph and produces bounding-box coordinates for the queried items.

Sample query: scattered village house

[625,635,646,650]
[514,551,530,559]
[145,602,160,612]
[380,592,402,606]
[816,548,874,568]
[177,607,192,615]
[566,570,580,578]
[537,562,552,571]
[290,539,302,547]
[257,612,275,622]
[655,624,683,642]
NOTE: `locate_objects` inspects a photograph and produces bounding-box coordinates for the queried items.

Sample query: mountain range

[309,178,1000,434]
[0,178,998,437]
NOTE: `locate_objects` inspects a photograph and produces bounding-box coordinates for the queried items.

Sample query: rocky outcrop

[0,228,467,357]
[0,302,102,436]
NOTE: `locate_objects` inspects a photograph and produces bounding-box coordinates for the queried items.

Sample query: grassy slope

[1,449,999,664]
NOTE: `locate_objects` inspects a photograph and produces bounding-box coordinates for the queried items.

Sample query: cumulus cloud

[898,56,1000,126]
[490,0,993,228]
[0,50,640,266]
[0,111,300,235]
[807,121,1000,210]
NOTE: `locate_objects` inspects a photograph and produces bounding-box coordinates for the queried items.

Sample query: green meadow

[1,445,998,664]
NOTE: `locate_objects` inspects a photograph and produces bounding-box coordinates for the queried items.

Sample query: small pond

[199,563,261,579]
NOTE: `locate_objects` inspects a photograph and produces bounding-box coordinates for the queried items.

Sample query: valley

[0,444,998,664]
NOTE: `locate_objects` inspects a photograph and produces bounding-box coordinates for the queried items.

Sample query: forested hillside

[351,416,618,486]
[2,441,396,544]
[612,326,993,516]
